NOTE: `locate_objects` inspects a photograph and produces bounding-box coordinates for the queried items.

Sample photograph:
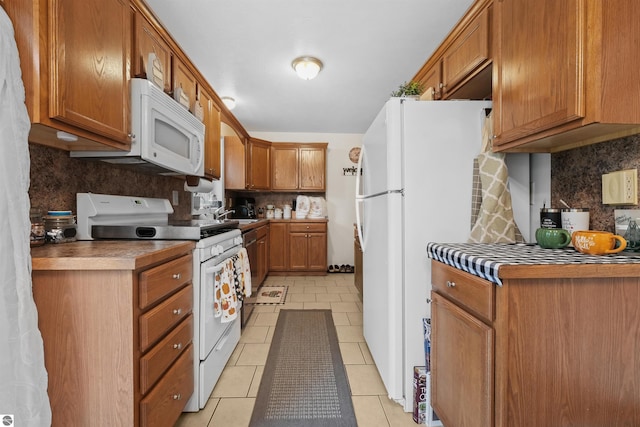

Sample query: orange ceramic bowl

[571,230,627,255]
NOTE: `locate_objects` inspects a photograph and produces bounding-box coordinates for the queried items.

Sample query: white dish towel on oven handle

[206,259,239,323]
[234,247,252,299]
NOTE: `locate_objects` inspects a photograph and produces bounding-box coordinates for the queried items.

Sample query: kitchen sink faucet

[214,208,235,220]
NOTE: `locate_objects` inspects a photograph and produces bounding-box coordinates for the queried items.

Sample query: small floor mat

[251,286,288,305]
[249,309,357,427]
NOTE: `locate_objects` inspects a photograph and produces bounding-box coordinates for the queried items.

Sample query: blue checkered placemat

[426,242,640,285]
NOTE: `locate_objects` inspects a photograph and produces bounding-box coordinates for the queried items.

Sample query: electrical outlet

[602,169,638,205]
[172,190,179,206]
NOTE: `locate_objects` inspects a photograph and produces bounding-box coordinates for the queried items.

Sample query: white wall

[251,131,363,267]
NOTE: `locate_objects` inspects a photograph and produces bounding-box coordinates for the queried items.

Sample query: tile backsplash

[29,144,192,219]
[551,133,640,233]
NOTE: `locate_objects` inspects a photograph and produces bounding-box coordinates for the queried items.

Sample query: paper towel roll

[184,178,214,193]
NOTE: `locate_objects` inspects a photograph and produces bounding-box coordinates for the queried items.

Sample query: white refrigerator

[355,98,513,411]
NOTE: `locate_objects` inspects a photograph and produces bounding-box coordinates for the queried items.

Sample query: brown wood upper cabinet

[197,84,222,179]
[493,0,640,152]
[224,136,247,190]
[172,58,198,113]
[132,7,172,93]
[247,138,271,190]
[133,2,221,179]
[271,143,327,191]
[6,0,132,151]
[413,0,492,101]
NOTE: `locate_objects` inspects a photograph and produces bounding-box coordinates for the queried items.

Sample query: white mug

[561,208,589,246]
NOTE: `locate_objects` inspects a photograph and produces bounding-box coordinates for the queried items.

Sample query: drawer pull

[172,273,182,280]
[173,393,182,400]
[173,308,182,315]
[173,343,182,350]
[446,280,456,288]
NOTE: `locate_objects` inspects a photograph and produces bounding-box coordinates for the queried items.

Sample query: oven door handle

[205,265,223,275]
[204,253,237,275]
[214,324,234,351]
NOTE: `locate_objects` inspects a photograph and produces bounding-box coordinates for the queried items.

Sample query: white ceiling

[144,0,475,135]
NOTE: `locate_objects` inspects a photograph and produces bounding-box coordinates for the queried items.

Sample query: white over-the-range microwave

[71,78,205,176]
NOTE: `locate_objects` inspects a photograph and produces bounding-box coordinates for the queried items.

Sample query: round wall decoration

[349,147,361,164]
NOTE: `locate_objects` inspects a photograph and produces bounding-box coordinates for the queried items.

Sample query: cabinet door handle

[173,308,182,315]
[173,343,182,350]
[446,280,456,288]
[173,393,182,400]
[172,273,182,280]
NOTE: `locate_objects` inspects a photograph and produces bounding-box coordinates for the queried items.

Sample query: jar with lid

[30,208,46,247]
[283,204,292,219]
[44,211,78,243]
[265,205,275,219]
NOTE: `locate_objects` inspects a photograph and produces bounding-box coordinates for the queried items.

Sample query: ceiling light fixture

[221,96,236,110]
[291,56,323,80]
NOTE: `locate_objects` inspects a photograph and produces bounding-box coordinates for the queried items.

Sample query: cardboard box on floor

[413,366,443,426]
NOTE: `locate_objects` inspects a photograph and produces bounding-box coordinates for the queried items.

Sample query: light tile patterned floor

[175,274,417,427]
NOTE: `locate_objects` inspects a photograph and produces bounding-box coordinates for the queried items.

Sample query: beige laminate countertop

[31,240,195,271]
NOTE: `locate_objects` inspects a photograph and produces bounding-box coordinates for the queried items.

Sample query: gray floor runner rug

[249,309,357,427]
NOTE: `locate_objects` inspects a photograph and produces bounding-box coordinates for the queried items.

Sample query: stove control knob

[216,244,224,253]
[235,237,243,245]
[210,246,219,256]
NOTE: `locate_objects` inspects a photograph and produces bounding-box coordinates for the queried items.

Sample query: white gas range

[76,193,245,412]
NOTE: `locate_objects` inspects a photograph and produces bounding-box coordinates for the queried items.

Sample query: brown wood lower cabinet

[268,222,289,272]
[289,222,327,272]
[31,241,195,427]
[256,224,269,284]
[269,220,327,275]
[430,260,640,427]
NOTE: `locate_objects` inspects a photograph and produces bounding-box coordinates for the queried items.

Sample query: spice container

[44,211,77,243]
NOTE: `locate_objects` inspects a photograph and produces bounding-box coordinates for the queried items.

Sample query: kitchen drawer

[256,224,268,239]
[140,344,194,427]
[289,222,326,233]
[140,284,192,352]
[431,261,494,323]
[140,314,193,394]
[139,254,193,309]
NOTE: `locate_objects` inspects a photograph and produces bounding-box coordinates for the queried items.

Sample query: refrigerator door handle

[355,197,366,252]
[355,144,366,199]
[355,145,366,252]
[356,189,404,200]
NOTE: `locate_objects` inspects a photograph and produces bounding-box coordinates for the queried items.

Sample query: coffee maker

[231,197,256,218]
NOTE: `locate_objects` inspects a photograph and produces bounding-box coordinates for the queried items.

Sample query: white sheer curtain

[0,8,52,426]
